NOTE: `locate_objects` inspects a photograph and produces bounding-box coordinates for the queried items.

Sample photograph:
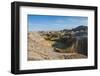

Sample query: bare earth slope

[28,32,86,60]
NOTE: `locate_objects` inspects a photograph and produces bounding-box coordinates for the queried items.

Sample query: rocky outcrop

[28,32,87,61]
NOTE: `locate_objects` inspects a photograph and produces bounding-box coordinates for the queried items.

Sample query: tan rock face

[28,32,87,61]
[28,32,60,60]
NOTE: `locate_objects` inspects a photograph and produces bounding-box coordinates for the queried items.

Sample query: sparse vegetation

[28,26,88,60]
[39,26,88,56]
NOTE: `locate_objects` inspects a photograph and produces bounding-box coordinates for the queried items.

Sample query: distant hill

[71,26,87,31]
[60,25,87,33]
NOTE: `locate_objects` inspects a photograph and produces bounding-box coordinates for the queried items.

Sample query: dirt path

[28,32,87,61]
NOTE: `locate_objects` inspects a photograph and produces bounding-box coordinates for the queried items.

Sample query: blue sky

[28,15,88,32]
